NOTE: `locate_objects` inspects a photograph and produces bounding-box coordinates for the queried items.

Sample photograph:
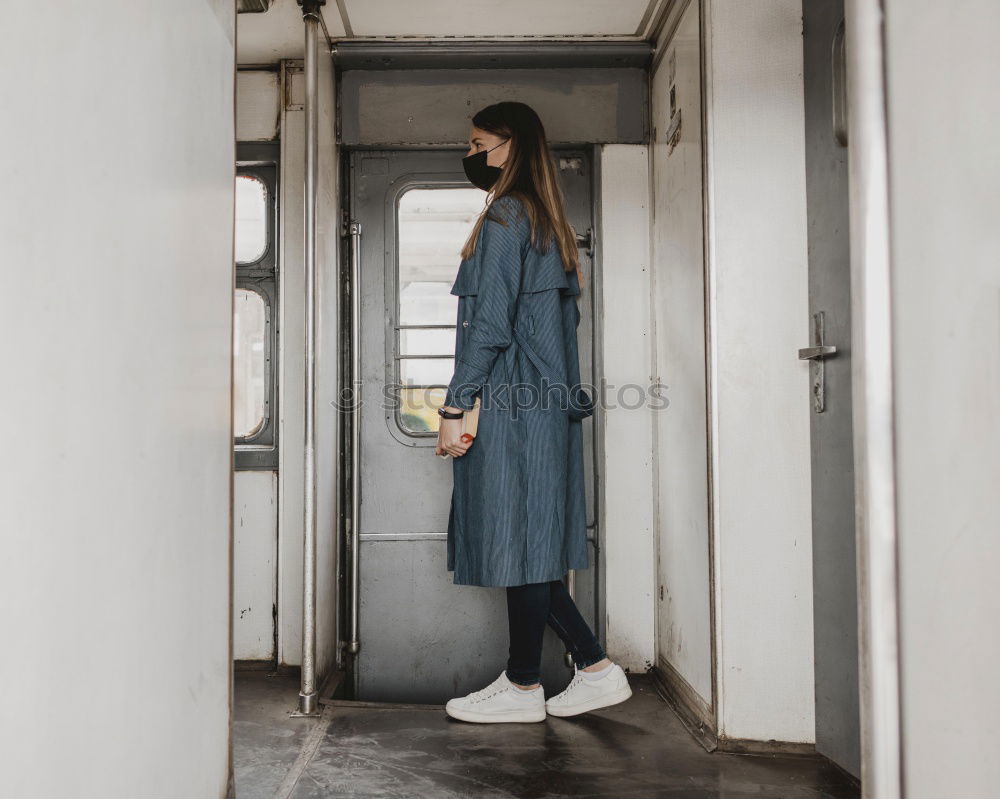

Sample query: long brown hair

[459,102,584,288]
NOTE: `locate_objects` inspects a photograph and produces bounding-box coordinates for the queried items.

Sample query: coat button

[462,320,469,327]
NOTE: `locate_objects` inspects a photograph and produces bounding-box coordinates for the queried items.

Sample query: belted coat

[442,194,590,588]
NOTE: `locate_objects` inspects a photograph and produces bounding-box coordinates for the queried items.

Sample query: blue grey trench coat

[442,194,590,587]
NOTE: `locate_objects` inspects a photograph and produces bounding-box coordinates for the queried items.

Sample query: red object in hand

[458,398,480,445]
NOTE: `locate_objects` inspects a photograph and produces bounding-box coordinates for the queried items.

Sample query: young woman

[434,101,632,723]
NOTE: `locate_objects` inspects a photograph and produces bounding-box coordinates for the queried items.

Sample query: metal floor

[234,671,860,799]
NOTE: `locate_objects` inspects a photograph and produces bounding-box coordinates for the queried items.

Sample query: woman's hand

[436,414,471,458]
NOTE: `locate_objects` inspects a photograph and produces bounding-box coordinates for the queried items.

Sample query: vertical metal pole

[844,1,903,795]
[298,4,320,717]
[347,222,362,657]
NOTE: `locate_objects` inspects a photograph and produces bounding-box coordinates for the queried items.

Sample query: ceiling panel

[345,0,656,38]
[237,0,346,65]
[237,0,662,66]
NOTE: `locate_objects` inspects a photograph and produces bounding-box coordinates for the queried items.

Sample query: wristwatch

[437,407,465,419]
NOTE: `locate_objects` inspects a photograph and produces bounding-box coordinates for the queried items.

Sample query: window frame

[235,142,279,470]
[389,182,478,439]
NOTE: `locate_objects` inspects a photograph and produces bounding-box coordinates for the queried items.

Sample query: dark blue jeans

[505,578,608,686]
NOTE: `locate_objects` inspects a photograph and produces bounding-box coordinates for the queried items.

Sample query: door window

[394,187,483,435]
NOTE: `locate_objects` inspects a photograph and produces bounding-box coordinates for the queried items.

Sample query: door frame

[843,2,904,796]
[341,145,605,701]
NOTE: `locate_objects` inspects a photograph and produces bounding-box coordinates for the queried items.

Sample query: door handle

[800,312,837,413]
[798,344,837,360]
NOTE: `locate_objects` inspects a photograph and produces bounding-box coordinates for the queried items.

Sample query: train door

[348,148,598,703]
[802,0,861,778]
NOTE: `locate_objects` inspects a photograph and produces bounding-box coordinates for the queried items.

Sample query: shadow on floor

[234,671,859,799]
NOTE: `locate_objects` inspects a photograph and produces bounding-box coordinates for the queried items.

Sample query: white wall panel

[882,2,1000,795]
[704,0,815,742]
[0,1,236,795]
[234,471,278,659]
[598,145,657,672]
[649,0,714,705]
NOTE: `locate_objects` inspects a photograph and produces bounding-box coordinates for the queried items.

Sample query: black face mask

[462,139,509,191]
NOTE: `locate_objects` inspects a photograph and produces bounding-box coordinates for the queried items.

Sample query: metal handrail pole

[297,3,320,716]
[347,222,362,656]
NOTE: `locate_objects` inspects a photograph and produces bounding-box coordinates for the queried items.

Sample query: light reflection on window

[235,175,268,263]
[234,288,268,438]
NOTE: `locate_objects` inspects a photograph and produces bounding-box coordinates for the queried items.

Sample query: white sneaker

[445,670,546,723]
[545,663,633,718]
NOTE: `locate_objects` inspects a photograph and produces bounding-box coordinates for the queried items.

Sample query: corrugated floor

[234,671,860,799]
